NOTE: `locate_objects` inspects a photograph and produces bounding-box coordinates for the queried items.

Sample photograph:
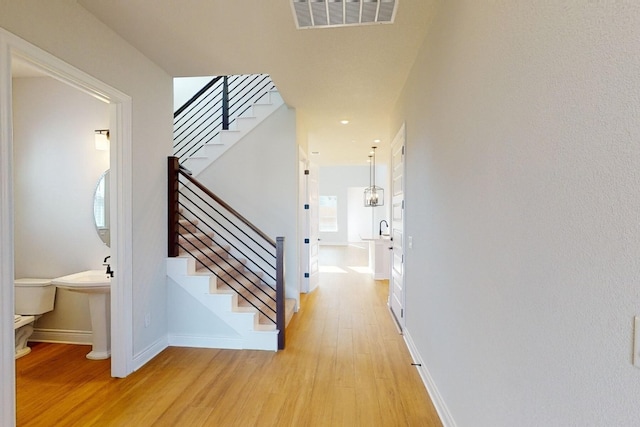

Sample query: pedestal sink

[52,270,111,360]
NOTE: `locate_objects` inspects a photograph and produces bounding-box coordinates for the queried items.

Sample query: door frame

[306,162,320,293]
[0,28,133,425]
[298,151,308,292]
[299,152,320,294]
[389,123,406,331]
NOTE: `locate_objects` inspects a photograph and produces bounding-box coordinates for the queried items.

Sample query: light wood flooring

[16,244,442,426]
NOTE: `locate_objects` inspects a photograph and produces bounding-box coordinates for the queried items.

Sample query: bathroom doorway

[1,29,134,424]
[12,58,112,351]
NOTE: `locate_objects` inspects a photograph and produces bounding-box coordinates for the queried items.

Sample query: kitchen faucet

[379,220,389,236]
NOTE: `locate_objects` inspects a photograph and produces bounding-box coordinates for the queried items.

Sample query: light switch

[408,236,413,249]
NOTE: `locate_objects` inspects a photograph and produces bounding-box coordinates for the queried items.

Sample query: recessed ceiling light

[374,139,381,143]
[340,120,349,125]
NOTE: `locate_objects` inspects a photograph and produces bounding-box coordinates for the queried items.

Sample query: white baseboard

[168,334,245,350]
[30,330,168,375]
[30,328,92,345]
[403,329,457,427]
[133,335,168,372]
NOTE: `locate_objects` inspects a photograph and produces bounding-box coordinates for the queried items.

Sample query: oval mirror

[93,170,110,247]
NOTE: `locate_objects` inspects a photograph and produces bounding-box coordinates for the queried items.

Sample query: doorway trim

[389,123,406,331]
[0,28,133,426]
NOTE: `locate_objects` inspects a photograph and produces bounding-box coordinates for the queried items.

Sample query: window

[319,195,338,232]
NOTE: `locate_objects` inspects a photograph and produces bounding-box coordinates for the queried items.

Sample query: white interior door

[302,162,320,293]
[298,157,307,291]
[390,124,406,329]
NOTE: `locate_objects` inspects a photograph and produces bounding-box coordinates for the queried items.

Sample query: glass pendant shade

[364,185,384,207]
[364,146,384,207]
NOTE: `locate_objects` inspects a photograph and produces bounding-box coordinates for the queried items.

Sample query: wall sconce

[95,129,110,151]
[364,146,384,207]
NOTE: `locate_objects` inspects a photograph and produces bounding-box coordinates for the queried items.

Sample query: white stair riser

[229,116,258,132]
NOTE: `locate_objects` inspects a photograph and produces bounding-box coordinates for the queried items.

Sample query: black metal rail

[173,74,276,161]
[168,157,286,349]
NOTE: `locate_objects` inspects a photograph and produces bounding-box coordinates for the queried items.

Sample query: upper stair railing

[168,157,285,349]
[174,74,276,161]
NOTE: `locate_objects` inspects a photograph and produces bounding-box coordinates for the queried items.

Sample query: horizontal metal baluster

[178,200,276,287]
[178,215,277,319]
[178,197,277,286]
[179,178,277,262]
[178,217,276,307]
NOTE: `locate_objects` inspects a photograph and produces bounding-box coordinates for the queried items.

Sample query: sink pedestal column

[86,291,111,360]
[51,270,112,360]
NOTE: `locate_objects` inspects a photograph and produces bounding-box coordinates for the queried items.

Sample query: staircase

[167,75,293,351]
[174,74,284,176]
[168,158,294,351]
[182,88,284,176]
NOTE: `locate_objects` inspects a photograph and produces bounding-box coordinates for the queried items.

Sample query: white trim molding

[133,336,168,372]
[168,334,246,350]
[30,329,92,345]
[0,32,17,427]
[0,26,134,424]
[403,329,457,427]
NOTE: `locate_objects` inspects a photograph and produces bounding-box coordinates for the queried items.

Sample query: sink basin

[52,269,110,293]
[52,270,111,360]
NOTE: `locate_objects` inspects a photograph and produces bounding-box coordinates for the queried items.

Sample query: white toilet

[14,278,56,359]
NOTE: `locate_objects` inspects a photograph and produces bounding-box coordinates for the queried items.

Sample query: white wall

[174,76,213,111]
[197,104,300,304]
[319,165,388,245]
[167,278,239,339]
[13,76,109,335]
[0,1,173,359]
[392,2,640,426]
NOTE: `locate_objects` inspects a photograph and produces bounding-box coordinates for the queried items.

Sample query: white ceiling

[77,0,438,165]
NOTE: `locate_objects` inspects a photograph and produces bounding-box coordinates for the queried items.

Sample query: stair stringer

[183,89,285,176]
[167,256,278,351]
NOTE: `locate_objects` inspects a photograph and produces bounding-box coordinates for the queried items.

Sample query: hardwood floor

[16,244,442,426]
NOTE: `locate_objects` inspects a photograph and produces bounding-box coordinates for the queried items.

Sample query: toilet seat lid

[14,315,35,329]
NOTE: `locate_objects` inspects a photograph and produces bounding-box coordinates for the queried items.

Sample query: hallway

[16,244,441,426]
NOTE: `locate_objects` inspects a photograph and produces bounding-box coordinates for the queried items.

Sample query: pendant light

[364,146,384,207]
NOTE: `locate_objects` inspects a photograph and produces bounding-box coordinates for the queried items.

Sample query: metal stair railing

[173,74,277,162]
[168,157,286,349]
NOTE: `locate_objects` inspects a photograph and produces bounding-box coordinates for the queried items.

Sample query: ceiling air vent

[292,0,397,29]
